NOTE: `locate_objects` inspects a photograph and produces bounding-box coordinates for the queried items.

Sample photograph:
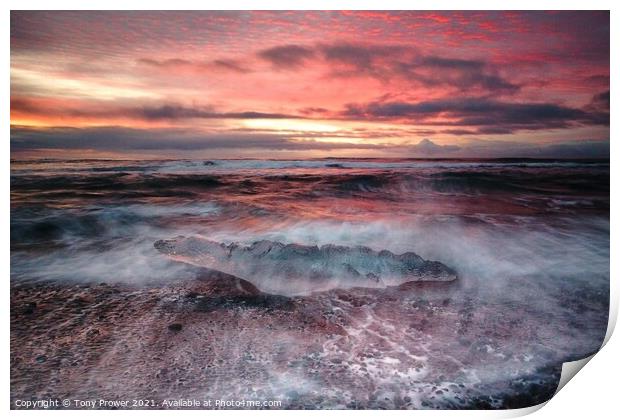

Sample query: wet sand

[11,264,562,409]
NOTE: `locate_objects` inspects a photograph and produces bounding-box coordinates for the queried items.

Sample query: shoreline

[11,266,560,410]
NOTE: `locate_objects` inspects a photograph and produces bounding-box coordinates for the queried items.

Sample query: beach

[10,158,610,409]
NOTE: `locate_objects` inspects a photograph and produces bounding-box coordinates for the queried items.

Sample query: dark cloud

[419,56,484,70]
[138,58,190,67]
[211,59,250,73]
[441,129,477,136]
[258,45,316,68]
[343,98,609,133]
[11,99,298,121]
[588,90,610,111]
[11,126,609,159]
[138,105,295,121]
[319,43,407,73]
[582,74,610,86]
[396,55,520,94]
[10,126,377,152]
[138,57,250,73]
[138,104,216,120]
[299,107,329,115]
[475,126,516,135]
[329,43,521,94]
[258,42,519,94]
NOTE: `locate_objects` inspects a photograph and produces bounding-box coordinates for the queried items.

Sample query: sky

[10,11,610,159]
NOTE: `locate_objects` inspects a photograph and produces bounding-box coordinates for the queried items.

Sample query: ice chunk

[155,237,457,295]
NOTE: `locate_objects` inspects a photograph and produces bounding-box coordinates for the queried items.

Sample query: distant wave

[11,157,610,175]
[10,166,610,199]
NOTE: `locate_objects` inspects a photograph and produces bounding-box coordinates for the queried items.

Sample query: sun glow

[11,68,159,101]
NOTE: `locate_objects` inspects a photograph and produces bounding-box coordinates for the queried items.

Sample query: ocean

[10,158,610,408]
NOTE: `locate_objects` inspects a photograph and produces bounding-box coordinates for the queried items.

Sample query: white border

[3,2,616,419]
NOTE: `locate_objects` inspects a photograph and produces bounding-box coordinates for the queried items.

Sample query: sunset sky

[10,11,610,159]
